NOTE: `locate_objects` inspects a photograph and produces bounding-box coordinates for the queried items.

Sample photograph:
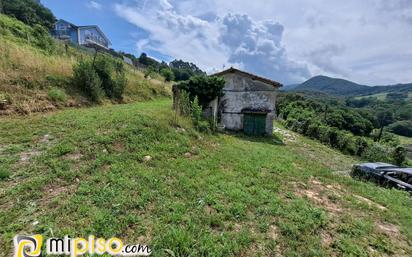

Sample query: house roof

[56,19,78,28]
[212,67,283,88]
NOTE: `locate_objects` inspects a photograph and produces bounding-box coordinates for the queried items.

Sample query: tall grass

[0,14,171,114]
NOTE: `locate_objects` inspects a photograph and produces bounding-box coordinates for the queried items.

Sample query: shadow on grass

[226,131,285,146]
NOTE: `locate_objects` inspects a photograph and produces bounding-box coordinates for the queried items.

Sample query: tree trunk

[377,126,384,142]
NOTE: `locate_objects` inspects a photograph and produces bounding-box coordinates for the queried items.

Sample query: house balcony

[53,31,72,41]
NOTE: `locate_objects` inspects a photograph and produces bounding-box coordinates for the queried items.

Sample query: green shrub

[94,56,126,100]
[73,55,127,102]
[191,96,202,126]
[196,120,211,133]
[336,131,356,154]
[176,75,225,107]
[388,121,412,137]
[0,168,11,180]
[392,146,407,166]
[362,143,391,163]
[160,68,175,82]
[47,88,67,103]
[112,72,127,101]
[178,90,192,116]
[355,137,369,157]
[318,126,330,144]
[306,122,321,139]
[32,24,56,53]
[73,60,104,102]
[327,128,339,148]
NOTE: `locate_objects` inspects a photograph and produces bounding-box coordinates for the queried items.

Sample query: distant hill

[287,75,412,97]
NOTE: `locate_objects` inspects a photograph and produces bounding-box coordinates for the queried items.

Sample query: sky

[41,0,412,85]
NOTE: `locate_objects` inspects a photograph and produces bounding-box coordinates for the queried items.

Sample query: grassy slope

[355,92,412,101]
[0,99,411,257]
[0,14,170,115]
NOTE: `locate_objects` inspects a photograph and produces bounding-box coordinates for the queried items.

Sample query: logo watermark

[14,235,151,257]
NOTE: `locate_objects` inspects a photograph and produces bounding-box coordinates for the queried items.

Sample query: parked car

[351,163,412,192]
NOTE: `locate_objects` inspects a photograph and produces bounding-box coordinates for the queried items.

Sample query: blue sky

[42,0,157,57]
[41,0,412,85]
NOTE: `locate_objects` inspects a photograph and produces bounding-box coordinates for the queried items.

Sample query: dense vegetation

[277,93,409,165]
[173,76,226,132]
[1,0,56,29]
[176,76,225,107]
[73,55,127,103]
[346,93,412,137]
[138,54,206,82]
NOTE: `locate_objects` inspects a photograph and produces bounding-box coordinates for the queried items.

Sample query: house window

[57,23,69,31]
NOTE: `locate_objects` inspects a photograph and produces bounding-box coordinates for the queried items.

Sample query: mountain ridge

[286,75,412,97]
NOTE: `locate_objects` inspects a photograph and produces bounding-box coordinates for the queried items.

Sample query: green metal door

[243,114,267,136]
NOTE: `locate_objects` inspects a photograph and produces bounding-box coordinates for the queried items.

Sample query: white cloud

[114,0,412,85]
[114,0,308,84]
[87,1,102,10]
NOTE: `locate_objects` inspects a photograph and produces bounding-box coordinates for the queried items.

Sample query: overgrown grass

[0,99,410,256]
[0,14,171,115]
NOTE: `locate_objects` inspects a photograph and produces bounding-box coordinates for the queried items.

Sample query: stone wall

[217,73,278,134]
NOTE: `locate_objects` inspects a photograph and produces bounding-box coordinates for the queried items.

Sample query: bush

[354,137,369,157]
[32,24,56,53]
[178,90,192,116]
[73,60,104,102]
[160,68,175,82]
[47,88,67,102]
[73,56,127,102]
[112,72,127,101]
[318,126,330,144]
[0,168,11,180]
[362,143,391,163]
[191,96,202,126]
[306,122,321,139]
[196,120,211,133]
[392,146,407,166]
[388,120,412,137]
[92,55,127,100]
[336,131,356,155]
[327,128,340,148]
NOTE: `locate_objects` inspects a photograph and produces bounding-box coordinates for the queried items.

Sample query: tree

[160,68,175,82]
[388,120,412,137]
[392,146,407,166]
[176,76,225,108]
[170,59,205,81]
[375,110,394,142]
[3,0,56,29]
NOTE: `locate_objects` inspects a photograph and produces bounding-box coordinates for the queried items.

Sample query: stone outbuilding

[208,68,283,136]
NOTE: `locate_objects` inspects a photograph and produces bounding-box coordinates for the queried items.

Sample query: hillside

[289,75,412,97]
[0,14,171,115]
[0,99,411,256]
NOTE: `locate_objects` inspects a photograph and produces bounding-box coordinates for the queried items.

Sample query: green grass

[399,135,412,145]
[0,99,411,256]
[355,92,412,101]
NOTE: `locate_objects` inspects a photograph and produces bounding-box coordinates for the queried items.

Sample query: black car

[351,163,412,192]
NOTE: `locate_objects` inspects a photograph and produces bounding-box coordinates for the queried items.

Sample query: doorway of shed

[243,113,267,136]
